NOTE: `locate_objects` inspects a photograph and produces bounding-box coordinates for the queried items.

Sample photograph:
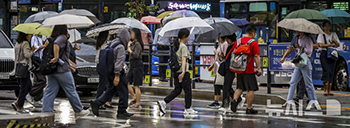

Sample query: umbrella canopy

[162,10,199,25]
[321,9,350,24]
[203,17,241,37]
[86,23,129,37]
[285,9,329,21]
[24,11,58,23]
[111,17,151,33]
[40,14,95,29]
[229,19,250,27]
[12,23,41,35]
[277,18,325,34]
[157,11,174,19]
[68,29,81,42]
[60,9,101,24]
[141,16,161,24]
[159,17,214,37]
[35,27,53,37]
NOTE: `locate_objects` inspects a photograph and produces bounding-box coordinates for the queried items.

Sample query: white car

[0,29,17,90]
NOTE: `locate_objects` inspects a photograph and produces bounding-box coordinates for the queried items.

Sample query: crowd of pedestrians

[11,21,337,121]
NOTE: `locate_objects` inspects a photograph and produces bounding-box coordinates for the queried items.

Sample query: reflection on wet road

[49,95,350,128]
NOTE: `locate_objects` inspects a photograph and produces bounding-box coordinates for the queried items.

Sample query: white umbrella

[68,29,81,42]
[40,14,95,29]
[159,17,214,37]
[111,17,151,33]
[59,9,101,24]
[277,18,325,34]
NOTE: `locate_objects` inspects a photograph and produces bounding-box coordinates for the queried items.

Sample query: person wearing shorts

[127,28,144,108]
[230,25,261,114]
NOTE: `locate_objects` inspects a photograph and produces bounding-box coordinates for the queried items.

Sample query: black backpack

[169,49,180,72]
[96,42,122,75]
[39,38,66,75]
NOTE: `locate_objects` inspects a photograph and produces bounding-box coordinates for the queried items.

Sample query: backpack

[169,48,180,72]
[97,42,123,75]
[39,38,67,75]
[229,38,255,74]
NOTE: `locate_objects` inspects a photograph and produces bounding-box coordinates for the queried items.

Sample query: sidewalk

[141,81,350,111]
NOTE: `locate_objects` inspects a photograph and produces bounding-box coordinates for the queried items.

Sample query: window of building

[249,2,267,12]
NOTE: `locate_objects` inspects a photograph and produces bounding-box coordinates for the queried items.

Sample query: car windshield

[0,32,12,48]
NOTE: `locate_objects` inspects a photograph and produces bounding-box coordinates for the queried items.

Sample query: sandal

[129,99,136,106]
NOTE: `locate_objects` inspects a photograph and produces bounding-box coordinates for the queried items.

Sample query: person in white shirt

[316,21,340,96]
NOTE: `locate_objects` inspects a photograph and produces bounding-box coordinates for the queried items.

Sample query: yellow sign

[210,69,215,77]
[263,57,268,67]
[189,70,193,79]
[104,6,108,13]
[195,67,198,74]
[273,39,277,43]
[345,27,350,38]
[166,69,170,78]
[145,75,150,84]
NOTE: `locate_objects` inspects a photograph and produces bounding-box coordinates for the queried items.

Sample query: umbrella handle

[74,41,81,50]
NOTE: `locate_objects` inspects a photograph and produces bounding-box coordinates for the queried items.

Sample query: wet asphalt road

[0,90,350,128]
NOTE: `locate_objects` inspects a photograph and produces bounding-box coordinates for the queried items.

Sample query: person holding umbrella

[95,31,114,109]
[42,25,90,119]
[317,21,340,96]
[12,32,34,113]
[127,28,144,108]
[157,28,198,115]
[90,28,134,118]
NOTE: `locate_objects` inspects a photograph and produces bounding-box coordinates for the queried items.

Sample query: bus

[220,0,350,91]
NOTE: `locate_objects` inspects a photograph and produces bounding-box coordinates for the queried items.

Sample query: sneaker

[117,112,134,118]
[238,96,246,108]
[230,99,239,113]
[246,108,258,114]
[17,109,30,113]
[218,107,227,111]
[11,101,18,111]
[25,94,34,105]
[33,101,43,107]
[90,100,100,116]
[207,101,220,108]
[184,108,198,114]
[157,100,166,114]
[75,109,90,119]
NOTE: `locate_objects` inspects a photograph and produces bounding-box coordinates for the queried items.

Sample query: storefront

[156,0,220,18]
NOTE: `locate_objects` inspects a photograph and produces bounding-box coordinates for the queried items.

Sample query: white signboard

[200,43,215,81]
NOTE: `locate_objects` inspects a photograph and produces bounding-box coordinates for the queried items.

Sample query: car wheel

[334,61,349,91]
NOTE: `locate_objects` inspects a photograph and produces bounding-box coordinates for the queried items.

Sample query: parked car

[0,29,18,90]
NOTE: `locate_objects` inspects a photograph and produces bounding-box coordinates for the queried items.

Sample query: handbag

[69,59,77,73]
[15,43,29,78]
[292,48,308,68]
[218,44,234,76]
[323,34,338,60]
[215,69,225,85]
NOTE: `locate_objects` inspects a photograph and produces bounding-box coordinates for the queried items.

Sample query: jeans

[287,60,318,104]
[158,46,170,79]
[42,71,83,113]
[96,73,128,113]
[17,71,32,107]
[164,72,192,109]
[96,65,112,102]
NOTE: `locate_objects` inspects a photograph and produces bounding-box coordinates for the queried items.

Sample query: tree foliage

[125,0,159,19]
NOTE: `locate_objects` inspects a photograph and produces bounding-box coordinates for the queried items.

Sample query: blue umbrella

[321,9,350,24]
[229,18,250,27]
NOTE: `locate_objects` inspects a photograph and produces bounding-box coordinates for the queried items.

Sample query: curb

[0,113,54,128]
[140,86,286,105]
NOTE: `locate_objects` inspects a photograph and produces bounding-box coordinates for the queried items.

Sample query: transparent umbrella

[159,17,214,37]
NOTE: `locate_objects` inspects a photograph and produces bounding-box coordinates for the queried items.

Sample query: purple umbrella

[229,18,250,27]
